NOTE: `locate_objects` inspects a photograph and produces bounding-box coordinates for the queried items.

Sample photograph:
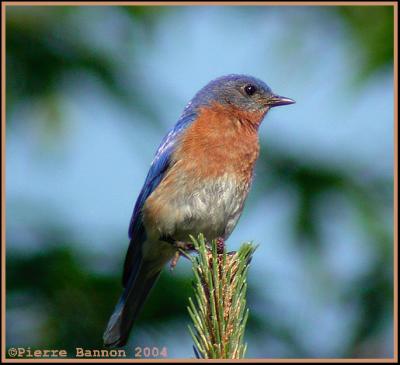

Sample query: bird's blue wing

[128,111,197,239]
[122,111,197,286]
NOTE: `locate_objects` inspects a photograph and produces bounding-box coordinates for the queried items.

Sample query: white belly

[156,173,250,241]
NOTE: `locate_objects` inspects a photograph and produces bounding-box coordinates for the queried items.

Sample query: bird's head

[188,74,295,115]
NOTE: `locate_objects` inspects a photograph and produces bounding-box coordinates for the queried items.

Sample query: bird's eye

[244,84,257,96]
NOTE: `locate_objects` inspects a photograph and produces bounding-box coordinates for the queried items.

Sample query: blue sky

[6,6,394,358]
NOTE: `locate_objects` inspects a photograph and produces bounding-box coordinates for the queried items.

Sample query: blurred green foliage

[7,243,195,355]
[6,4,394,359]
[337,6,394,81]
[6,6,167,124]
[7,6,393,116]
[260,147,393,356]
[7,8,116,110]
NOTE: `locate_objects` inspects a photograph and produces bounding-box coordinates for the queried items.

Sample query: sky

[6,6,394,358]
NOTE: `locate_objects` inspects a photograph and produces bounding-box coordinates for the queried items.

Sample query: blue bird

[103,74,294,347]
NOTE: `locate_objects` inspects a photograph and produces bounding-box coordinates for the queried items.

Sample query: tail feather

[103,245,162,348]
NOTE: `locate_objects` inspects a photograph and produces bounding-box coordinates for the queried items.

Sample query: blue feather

[128,110,197,240]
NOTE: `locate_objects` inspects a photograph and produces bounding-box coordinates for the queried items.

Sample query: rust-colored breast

[172,102,263,182]
[142,102,265,239]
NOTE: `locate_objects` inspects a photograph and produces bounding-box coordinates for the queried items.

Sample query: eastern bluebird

[103,74,295,347]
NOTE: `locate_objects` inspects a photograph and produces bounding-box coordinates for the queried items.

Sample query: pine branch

[184,234,257,359]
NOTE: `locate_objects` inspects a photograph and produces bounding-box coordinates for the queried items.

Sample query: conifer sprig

[184,234,257,359]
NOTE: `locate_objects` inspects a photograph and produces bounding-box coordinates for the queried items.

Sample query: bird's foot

[174,241,195,252]
[170,251,180,271]
[169,241,195,271]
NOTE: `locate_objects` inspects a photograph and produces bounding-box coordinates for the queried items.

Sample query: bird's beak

[267,94,296,108]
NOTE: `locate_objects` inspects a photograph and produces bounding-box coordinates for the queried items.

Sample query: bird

[103,74,295,348]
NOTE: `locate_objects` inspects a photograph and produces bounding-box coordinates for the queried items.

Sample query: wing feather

[122,111,197,286]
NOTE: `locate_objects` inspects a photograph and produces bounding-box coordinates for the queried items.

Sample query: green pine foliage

[183,234,257,359]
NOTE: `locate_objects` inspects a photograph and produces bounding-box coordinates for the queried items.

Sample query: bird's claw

[170,251,180,271]
[174,241,195,251]
[169,241,195,271]
[169,238,226,271]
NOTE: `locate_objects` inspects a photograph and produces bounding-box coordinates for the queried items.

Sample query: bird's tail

[103,250,162,348]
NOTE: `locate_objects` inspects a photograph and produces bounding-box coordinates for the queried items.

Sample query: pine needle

[185,234,257,359]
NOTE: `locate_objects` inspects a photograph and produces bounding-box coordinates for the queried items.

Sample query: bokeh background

[6,5,395,359]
